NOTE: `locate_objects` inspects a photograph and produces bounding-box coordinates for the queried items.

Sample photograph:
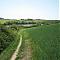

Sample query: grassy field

[0,19,60,60]
[17,23,60,60]
[0,20,10,24]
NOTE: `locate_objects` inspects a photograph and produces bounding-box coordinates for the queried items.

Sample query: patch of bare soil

[21,39,32,60]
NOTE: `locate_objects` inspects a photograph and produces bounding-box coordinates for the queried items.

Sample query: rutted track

[10,35,22,60]
[21,39,32,60]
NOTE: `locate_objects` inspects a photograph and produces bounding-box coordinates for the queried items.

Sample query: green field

[0,19,60,60]
[17,23,60,60]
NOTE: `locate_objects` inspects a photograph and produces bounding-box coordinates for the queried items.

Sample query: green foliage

[0,29,15,53]
[22,24,60,60]
[0,29,20,60]
[0,19,60,60]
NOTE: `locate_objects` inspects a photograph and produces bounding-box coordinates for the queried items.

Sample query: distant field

[0,20,9,24]
[18,23,60,60]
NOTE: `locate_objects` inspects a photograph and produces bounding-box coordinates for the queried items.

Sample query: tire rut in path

[21,39,32,60]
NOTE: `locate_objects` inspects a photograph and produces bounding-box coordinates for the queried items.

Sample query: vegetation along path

[10,35,22,60]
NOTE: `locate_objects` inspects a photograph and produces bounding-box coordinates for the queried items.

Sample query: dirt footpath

[10,35,22,60]
[21,39,32,60]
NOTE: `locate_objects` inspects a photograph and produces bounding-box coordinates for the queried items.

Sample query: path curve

[10,35,22,60]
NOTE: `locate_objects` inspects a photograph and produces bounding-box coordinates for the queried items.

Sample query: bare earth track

[21,39,32,60]
[10,35,22,60]
[10,34,32,60]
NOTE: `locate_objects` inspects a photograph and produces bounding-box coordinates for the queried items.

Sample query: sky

[59,0,60,19]
[0,0,59,20]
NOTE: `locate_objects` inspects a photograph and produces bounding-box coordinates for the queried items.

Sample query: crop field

[17,23,60,60]
[0,19,60,60]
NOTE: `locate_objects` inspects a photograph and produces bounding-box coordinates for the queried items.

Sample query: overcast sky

[0,0,59,19]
